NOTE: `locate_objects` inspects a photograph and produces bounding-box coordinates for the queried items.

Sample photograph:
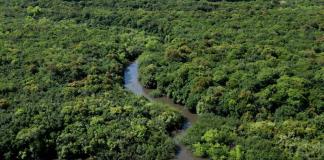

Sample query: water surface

[124,61,203,160]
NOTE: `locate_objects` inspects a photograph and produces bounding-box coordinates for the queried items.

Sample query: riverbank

[124,61,203,160]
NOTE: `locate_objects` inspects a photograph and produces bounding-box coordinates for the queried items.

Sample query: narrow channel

[124,61,203,160]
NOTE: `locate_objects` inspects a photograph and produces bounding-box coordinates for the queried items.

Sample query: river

[124,61,203,160]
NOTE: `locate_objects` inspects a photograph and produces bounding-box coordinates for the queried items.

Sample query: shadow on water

[124,61,205,160]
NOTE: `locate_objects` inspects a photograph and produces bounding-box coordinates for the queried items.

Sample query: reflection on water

[124,62,145,96]
[124,61,204,160]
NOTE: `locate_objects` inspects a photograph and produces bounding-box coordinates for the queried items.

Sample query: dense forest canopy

[0,1,184,159]
[0,0,323,160]
[136,0,324,159]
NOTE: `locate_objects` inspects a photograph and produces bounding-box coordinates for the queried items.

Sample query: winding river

[124,61,203,160]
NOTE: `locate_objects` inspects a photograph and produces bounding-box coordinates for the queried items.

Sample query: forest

[0,0,323,160]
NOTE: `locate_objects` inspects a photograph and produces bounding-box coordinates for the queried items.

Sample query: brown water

[124,61,204,160]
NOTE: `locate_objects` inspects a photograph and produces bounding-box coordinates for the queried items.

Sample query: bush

[27,6,42,17]
[0,99,9,109]
[149,89,163,98]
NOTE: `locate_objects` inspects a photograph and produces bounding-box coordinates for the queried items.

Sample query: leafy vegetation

[136,0,324,159]
[1,0,323,159]
[0,1,183,159]
[182,114,324,160]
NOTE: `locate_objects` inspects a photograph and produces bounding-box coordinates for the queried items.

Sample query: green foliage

[27,6,42,17]
[0,99,9,109]
[0,1,182,159]
[183,114,324,160]
[149,89,164,98]
[1,0,323,159]
[138,0,323,119]
[133,1,323,159]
